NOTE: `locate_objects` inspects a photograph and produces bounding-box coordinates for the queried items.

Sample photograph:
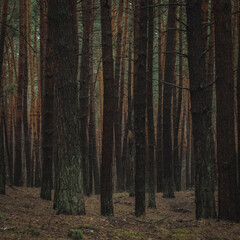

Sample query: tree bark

[14,0,27,186]
[134,0,148,217]
[162,0,177,198]
[186,0,216,219]
[214,0,238,221]
[41,0,54,200]
[156,1,163,193]
[50,0,85,215]
[100,0,115,216]
[147,0,156,209]
[80,0,91,196]
[114,0,124,192]
[0,0,8,194]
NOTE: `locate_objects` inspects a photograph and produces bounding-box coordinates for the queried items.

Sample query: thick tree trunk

[214,0,238,222]
[134,0,148,217]
[100,0,115,216]
[50,0,85,215]
[186,0,216,219]
[162,0,177,198]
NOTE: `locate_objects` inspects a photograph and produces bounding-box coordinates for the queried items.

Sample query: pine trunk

[214,0,238,221]
[100,0,115,216]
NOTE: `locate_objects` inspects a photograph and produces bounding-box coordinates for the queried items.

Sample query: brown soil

[0,187,239,239]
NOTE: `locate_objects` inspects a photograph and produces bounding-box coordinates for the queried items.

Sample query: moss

[68,229,85,239]
[114,229,143,239]
[25,225,41,236]
[172,228,195,238]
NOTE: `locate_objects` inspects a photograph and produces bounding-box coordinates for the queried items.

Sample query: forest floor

[0,187,240,240]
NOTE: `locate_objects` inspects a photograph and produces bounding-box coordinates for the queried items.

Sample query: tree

[50,0,85,215]
[146,0,156,209]
[134,0,148,217]
[114,0,124,192]
[0,0,9,194]
[100,0,115,216]
[214,0,238,221]
[186,0,216,219]
[174,2,183,192]
[156,1,163,193]
[88,0,100,195]
[80,0,91,196]
[14,0,27,186]
[41,0,54,200]
[162,0,177,198]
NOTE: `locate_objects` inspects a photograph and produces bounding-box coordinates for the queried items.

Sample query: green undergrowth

[172,228,195,239]
[114,228,143,239]
[25,225,41,236]
[68,229,85,239]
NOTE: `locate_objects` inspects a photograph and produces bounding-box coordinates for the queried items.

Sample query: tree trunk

[156,1,163,193]
[114,0,124,192]
[88,0,100,195]
[80,0,91,196]
[14,0,27,186]
[134,0,148,217]
[50,0,85,215]
[174,2,183,192]
[214,0,238,221]
[147,0,156,209]
[162,0,177,198]
[126,14,134,196]
[41,0,54,200]
[100,0,115,216]
[0,0,8,193]
[186,0,216,219]
[22,0,30,187]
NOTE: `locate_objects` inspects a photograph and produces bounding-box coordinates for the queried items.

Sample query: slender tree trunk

[156,2,163,193]
[147,0,156,209]
[15,0,27,186]
[162,0,177,198]
[120,0,129,189]
[214,0,238,222]
[50,0,85,215]
[100,0,115,216]
[134,0,148,217]
[88,0,100,195]
[22,0,30,187]
[114,0,124,192]
[6,40,13,185]
[80,0,91,196]
[41,0,55,200]
[174,2,183,192]
[186,103,190,189]
[0,0,8,194]
[126,15,134,196]
[186,0,216,219]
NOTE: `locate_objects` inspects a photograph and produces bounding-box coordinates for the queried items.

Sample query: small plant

[68,229,85,239]
[0,213,4,219]
[25,225,41,236]
[172,228,195,238]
